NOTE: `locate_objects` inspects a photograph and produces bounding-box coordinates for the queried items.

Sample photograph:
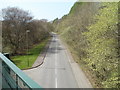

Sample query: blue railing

[0,53,41,89]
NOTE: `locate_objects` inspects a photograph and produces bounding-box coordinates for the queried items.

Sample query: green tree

[84,2,119,88]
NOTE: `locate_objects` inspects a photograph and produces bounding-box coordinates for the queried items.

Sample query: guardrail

[0,53,41,89]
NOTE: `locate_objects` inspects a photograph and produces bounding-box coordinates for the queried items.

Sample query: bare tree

[2,7,33,54]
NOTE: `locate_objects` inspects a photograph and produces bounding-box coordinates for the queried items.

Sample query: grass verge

[11,38,49,69]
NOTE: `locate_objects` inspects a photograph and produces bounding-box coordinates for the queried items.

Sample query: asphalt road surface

[23,34,92,88]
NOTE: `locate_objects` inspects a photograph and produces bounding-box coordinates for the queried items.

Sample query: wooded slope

[53,2,119,88]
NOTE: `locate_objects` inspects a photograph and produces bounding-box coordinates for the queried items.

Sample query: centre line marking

[55,37,58,88]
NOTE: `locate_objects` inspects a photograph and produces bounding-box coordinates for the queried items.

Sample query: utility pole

[26,30,30,67]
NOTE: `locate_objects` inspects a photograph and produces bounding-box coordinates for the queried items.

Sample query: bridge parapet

[0,53,41,89]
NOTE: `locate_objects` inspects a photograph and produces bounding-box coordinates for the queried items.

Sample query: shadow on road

[47,46,64,54]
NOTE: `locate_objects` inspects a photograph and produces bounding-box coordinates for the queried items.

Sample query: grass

[11,38,49,69]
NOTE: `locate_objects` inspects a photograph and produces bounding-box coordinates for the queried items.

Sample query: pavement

[23,33,92,88]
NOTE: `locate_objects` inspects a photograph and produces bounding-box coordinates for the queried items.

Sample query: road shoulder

[59,36,93,88]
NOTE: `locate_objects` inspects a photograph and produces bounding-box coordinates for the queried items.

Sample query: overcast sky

[0,0,78,21]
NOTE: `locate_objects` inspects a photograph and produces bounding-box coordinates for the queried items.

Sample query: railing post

[16,74,18,90]
[0,59,2,89]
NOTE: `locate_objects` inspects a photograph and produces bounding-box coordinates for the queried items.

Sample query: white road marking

[55,37,58,88]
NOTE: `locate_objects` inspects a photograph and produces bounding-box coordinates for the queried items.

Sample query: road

[23,34,92,88]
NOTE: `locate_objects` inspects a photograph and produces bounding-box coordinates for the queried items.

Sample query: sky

[0,0,78,21]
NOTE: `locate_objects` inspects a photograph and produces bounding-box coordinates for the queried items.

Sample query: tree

[84,2,118,88]
[2,7,33,54]
[2,7,53,55]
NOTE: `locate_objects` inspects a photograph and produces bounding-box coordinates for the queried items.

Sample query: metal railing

[0,53,41,89]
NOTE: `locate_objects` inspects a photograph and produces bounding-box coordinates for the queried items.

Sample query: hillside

[53,2,119,88]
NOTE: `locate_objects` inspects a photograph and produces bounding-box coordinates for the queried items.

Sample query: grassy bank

[11,38,49,69]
